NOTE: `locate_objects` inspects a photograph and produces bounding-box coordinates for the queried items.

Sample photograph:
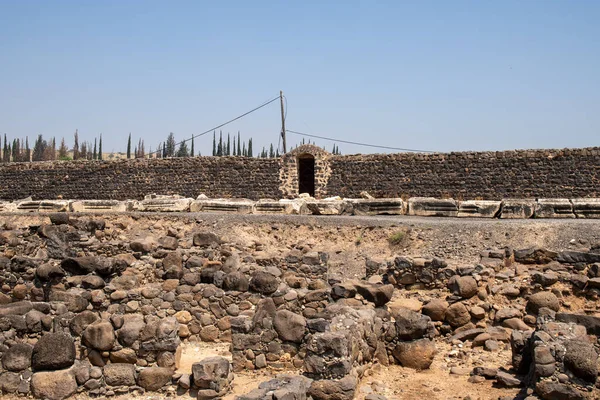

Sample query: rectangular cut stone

[0,201,16,212]
[190,199,254,214]
[457,200,501,218]
[133,198,192,212]
[500,199,535,219]
[71,200,128,213]
[571,198,600,219]
[16,200,70,212]
[348,198,405,215]
[535,199,575,218]
[253,200,287,214]
[278,199,310,215]
[408,197,458,217]
[305,200,353,215]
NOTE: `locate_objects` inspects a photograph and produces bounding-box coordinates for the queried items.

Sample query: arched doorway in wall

[297,153,315,197]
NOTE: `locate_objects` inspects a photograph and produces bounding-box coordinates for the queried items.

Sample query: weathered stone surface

[563,339,598,382]
[458,200,501,218]
[448,276,478,298]
[31,369,78,400]
[273,310,307,343]
[137,367,173,391]
[192,356,231,394]
[445,302,471,327]
[392,339,436,370]
[2,343,33,371]
[500,199,535,219]
[193,232,221,247]
[422,299,449,321]
[408,197,458,217]
[526,292,560,314]
[354,282,394,306]
[104,363,136,386]
[32,333,76,371]
[535,381,585,400]
[249,271,279,295]
[83,320,116,351]
[393,308,431,340]
[535,198,575,218]
[308,375,357,400]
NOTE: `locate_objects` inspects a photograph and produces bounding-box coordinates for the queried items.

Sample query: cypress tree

[127,133,131,159]
[248,138,253,157]
[212,132,216,156]
[217,131,223,156]
[237,132,241,156]
[99,135,103,160]
[162,142,167,158]
[269,144,275,158]
[242,142,246,157]
[1,134,6,162]
[232,140,236,156]
[25,137,31,162]
[93,138,97,160]
[73,130,79,160]
[190,136,194,157]
[176,141,189,157]
[227,134,231,156]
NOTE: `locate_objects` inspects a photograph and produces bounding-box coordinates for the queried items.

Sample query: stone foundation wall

[0,157,282,201]
[0,147,599,201]
[324,147,600,200]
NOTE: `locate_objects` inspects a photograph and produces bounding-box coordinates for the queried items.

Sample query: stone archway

[279,144,332,199]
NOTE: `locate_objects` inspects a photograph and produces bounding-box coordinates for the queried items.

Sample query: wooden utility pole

[280,90,287,153]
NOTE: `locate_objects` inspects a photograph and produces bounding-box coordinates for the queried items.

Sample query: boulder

[104,363,136,386]
[31,369,78,400]
[308,375,357,400]
[535,381,585,400]
[60,256,97,275]
[354,282,394,306]
[222,271,250,292]
[193,232,221,247]
[32,333,76,371]
[393,308,431,340]
[448,276,478,299]
[392,339,436,370]
[137,367,173,391]
[192,356,232,395]
[563,339,598,383]
[445,302,471,327]
[249,271,279,295]
[422,299,449,321]
[83,320,116,351]
[0,371,20,393]
[526,292,560,314]
[2,343,33,371]
[162,252,183,279]
[130,237,155,253]
[273,310,307,343]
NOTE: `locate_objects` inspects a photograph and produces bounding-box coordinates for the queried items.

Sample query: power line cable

[148,95,280,157]
[286,129,435,153]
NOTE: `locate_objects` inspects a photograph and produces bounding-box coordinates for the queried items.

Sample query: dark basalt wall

[0,157,282,200]
[0,147,599,201]
[323,147,600,200]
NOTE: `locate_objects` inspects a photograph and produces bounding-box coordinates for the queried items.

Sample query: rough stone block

[252,199,287,214]
[408,197,458,217]
[535,199,575,218]
[0,201,17,212]
[571,198,600,219]
[348,198,405,215]
[500,199,535,219]
[457,200,502,218]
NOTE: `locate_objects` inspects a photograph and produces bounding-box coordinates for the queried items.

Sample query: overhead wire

[286,129,435,153]
[148,95,280,157]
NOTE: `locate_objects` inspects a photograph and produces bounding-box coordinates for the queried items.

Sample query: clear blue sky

[1,1,598,155]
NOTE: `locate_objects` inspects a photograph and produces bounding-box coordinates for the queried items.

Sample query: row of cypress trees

[0,130,103,162]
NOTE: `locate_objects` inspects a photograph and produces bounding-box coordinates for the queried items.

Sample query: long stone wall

[324,147,600,200]
[0,146,599,201]
[0,157,282,201]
